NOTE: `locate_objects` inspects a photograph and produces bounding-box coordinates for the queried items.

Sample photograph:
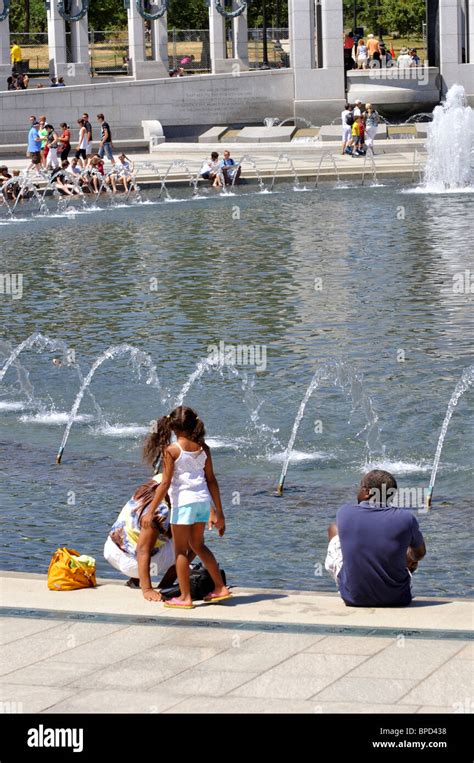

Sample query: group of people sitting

[341,100,380,156]
[200,150,242,188]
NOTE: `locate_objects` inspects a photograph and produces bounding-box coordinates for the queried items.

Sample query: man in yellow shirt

[10,41,22,72]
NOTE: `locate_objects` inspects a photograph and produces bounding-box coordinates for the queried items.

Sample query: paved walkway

[1,573,472,714]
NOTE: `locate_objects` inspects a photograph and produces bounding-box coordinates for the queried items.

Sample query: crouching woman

[104,474,190,601]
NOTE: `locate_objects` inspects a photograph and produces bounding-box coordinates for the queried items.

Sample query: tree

[379,0,425,37]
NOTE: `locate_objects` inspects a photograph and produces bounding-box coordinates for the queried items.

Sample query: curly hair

[143,406,206,468]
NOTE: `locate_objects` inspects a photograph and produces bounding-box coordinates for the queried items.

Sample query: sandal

[203,592,233,604]
[164,597,195,610]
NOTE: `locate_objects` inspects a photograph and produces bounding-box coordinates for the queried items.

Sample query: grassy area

[16,34,427,76]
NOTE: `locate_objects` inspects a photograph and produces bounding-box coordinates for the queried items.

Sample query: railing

[7,28,292,78]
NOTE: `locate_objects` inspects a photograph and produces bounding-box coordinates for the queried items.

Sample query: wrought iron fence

[6,28,292,78]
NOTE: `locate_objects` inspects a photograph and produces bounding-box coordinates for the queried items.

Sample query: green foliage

[343,0,426,36]
[379,0,426,37]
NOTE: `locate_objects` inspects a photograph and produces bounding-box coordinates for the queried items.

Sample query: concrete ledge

[1,573,472,637]
[319,125,387,141]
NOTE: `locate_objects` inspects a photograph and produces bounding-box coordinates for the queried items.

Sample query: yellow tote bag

[47,547,97,591]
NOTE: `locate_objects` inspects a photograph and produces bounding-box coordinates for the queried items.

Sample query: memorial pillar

[232,0,249,70]
[469,0,474,62]
[151,8,169,75]
[438,0,462,90]
[127,0,146,78]
[209,1,228,73]
[47,0,68,80]
[289,0,345,125]
[70,0,91,83]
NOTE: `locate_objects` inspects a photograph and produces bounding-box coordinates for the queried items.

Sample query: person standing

[45,124,60,169]
[75,118,88,168]
[10,40,22,73]
[38,116,48,167]
[366,34,381,65]
[364,103,380,153]
[141,406,231,609]
[343,31,355,72]
[341,103,354,155]
[96,113,115,165]
[356,39,368,69]
[58,123,71,162]
[82,113,93,160]
[27,120,42,162]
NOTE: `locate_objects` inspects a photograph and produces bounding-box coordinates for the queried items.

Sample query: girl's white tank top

[169,443,211,508]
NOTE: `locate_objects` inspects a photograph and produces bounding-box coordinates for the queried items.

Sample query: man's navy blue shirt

[336,501,424,607]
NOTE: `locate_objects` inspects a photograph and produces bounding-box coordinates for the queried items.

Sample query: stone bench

[228,126,297,143]
[198,126,230,143]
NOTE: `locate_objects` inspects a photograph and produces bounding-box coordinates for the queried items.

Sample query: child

[141,406,231,609]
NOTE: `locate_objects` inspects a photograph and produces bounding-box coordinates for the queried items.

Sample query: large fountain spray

[423,84,474,191]
[277,361,383,495]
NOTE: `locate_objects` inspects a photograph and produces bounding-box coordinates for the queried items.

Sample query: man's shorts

[171,501,211,526]
[325,535,343,583]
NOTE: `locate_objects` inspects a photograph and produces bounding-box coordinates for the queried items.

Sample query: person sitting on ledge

[200,151,222,188]
[221,150,241,186]
[325,469,426,607]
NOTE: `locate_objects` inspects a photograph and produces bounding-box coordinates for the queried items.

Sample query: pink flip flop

[203,592,233,604]
[164,597,195,610]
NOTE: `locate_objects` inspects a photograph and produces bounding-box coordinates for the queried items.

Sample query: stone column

[289,0,345,125]
[232,0,249,70]
[128,1,169,79]
[0,5,10,79]
[321,0,344,74]
[469,0,474,63]
[438,0,462,90]
[47,0,68,80]
[209,0,228,73]
[127,0,146,78]
[70,0,91,83]
[151,8,169,75]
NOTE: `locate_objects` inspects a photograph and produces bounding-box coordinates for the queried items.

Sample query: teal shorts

[171,501,211,526]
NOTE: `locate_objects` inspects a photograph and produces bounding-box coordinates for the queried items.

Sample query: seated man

[221,150,241,185]
[325,469,426,607]
[104,474,185,601]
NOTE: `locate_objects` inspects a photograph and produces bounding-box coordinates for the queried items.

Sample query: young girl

[141,406,231,609]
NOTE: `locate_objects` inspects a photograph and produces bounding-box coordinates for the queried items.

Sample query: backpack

[163,563,227,601]
[345,113,355,126]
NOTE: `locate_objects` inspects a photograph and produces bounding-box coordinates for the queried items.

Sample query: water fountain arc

[55,344,163,463]
[426,364,474,508]
[276,360,383,495]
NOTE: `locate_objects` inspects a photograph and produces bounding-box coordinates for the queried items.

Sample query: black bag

[345,113,355,126]
[163,563,227,601]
